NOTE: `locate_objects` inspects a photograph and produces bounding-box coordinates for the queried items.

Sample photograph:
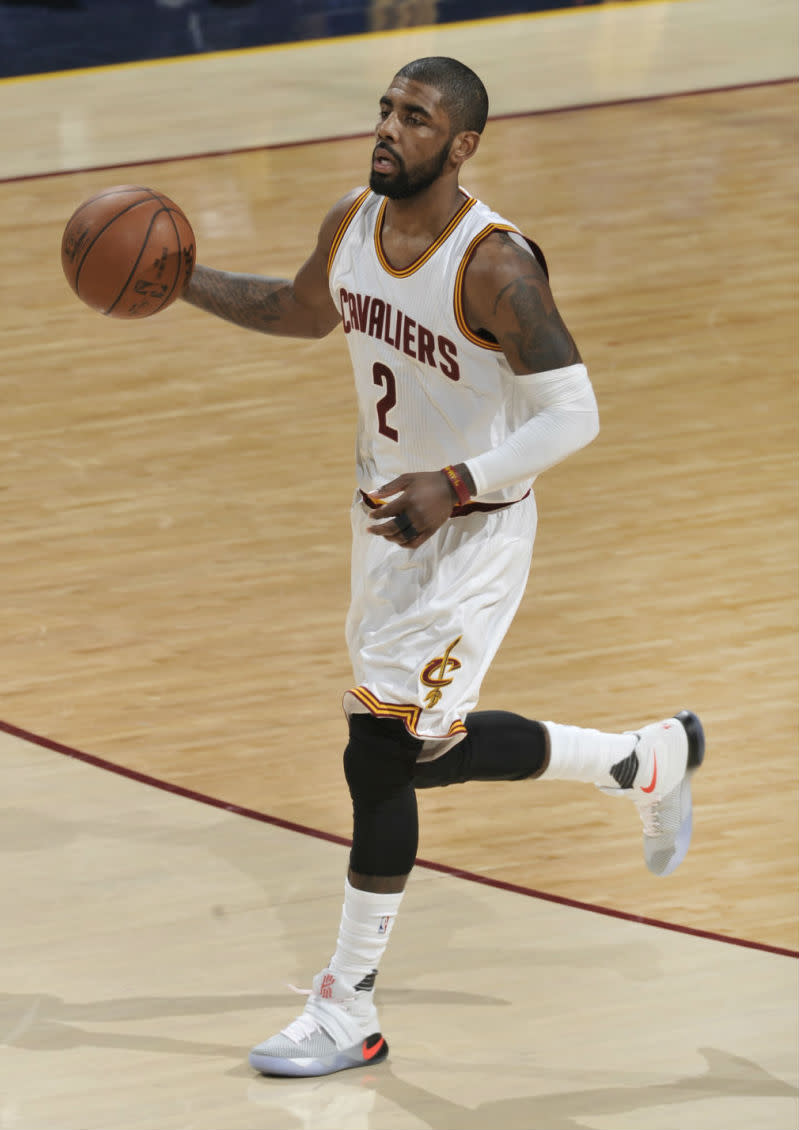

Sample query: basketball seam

[148,196,186,314]
[69,185,149,215]
[73,197,160,297]
[105,206,171,316]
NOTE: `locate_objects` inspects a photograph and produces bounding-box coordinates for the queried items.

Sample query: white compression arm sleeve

[464,363,599,497]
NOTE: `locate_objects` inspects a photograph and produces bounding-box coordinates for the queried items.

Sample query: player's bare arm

[462,229,581,375]
[181,190,362,338]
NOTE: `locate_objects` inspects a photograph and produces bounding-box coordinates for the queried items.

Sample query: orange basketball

[61,185,195,318]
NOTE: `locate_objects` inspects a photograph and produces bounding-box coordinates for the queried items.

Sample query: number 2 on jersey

[373,362,399,442]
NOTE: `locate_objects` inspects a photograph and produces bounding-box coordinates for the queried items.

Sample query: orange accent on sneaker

[641,754,658,794]
[362,1036,385,1061]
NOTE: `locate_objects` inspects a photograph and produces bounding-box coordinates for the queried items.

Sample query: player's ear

[450,130,481,167]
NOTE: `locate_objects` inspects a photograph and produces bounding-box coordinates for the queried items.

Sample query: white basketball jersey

[328,187,539,504]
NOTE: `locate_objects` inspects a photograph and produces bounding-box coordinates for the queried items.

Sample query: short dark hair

[395,57,489,135]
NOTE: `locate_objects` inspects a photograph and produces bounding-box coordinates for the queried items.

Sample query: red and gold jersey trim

[374,190,477,278]
[327,187,372,277]
[453,222,520,351]
[347,685,467,740]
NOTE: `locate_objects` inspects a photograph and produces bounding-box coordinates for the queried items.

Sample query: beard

[369,139,452,199]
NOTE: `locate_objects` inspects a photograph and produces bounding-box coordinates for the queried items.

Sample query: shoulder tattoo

[490,233,579,371]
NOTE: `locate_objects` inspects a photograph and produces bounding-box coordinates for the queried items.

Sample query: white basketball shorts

[343,489,537,758]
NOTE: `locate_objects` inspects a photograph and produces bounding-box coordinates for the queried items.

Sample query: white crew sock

[327,880,405,984]
[539,722,637,787]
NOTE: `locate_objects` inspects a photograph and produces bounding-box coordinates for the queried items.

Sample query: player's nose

[376,111,399,141]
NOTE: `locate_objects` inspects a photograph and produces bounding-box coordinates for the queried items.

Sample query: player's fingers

[367,515,424,544]
[367,495,408,520]
[367,519,399,538]
[372,475,411,500]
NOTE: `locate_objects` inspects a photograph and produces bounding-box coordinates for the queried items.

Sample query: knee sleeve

[413,710,547,788]
[344,714,423,877]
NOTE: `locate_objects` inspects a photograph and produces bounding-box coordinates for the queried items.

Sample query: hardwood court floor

[2,80,796,952]
[0,2,797,1123]
[1,727,797,1130]
[1,0,794,179]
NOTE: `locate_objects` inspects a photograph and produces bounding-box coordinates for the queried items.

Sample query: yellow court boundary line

[0,0,696,88]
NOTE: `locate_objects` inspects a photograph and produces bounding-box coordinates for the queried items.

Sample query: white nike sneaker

[249,968,388,1077]
[600,710,705,876]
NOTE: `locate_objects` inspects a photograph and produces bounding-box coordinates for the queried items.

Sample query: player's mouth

[372,144,399,173]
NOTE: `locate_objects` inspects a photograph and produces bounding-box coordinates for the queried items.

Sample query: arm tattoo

[182,268,309,337]
[491,235,580,371]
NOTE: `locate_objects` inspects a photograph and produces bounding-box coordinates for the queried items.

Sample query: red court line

[2,715,797,960]
[0,76,795,187]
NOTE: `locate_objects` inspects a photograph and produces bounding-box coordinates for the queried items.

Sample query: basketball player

[181,57,704,1077]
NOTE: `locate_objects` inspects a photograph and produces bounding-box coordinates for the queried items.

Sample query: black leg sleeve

[344,714,423,876]
[413,710,547,789]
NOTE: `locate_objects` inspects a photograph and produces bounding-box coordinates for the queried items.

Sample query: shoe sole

[249,1036,389,1077]
[647,710,705,877]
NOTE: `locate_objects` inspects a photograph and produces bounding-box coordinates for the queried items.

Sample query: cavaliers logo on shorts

[420,636,462,708]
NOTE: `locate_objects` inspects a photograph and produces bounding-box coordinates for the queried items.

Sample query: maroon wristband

[442,464,472,506]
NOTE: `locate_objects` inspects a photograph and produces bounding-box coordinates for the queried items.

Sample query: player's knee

[344,713,422,801]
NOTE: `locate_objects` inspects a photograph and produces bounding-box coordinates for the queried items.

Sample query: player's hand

[367,471,456,549]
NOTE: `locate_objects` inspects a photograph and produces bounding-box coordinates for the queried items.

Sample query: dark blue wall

[0,0,602,79]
